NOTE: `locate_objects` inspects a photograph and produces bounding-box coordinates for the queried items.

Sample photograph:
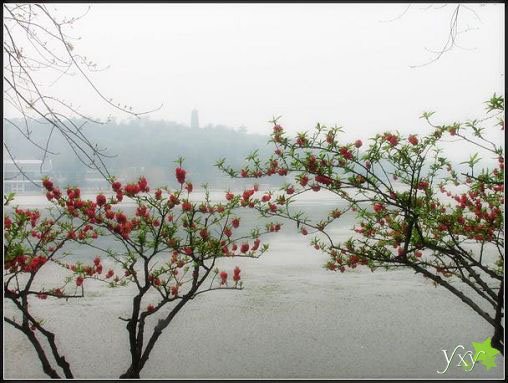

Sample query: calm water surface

[4,193,504,379]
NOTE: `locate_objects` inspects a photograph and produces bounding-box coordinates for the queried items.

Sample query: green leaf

[485,93,504,113]
[420,111,435,119]
[459,152,481,168]
[4,192,16,206]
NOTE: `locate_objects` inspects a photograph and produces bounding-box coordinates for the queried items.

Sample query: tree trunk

[491,281,504,355]
[120,366,140,379]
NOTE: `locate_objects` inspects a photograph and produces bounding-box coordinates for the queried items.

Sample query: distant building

[3,159,52,193]
[82,168,113,191]
[190,109,199,129]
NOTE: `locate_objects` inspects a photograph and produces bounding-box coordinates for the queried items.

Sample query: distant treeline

[4,117,279,189]
[4,117,478,191]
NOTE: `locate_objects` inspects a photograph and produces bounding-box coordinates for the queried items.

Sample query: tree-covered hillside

[4,117,276,189]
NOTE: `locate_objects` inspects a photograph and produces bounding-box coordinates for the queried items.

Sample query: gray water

[3,195,504,379]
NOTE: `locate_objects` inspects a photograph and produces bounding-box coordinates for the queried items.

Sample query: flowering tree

[103,167,273,378]
[218,95,504,354]
[3,184,101,378]
[7,162,275,378]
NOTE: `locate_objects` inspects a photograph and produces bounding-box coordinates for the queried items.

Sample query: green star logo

[463,337,500,371]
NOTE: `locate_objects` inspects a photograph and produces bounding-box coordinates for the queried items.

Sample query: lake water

[3,193,504,379]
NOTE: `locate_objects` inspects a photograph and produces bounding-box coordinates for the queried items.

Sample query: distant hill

[4,117,490,192]
[4,117,278,189]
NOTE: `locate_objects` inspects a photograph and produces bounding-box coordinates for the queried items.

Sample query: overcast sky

[5,3,505,143]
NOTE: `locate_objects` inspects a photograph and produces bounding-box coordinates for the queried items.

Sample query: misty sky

[4,3,505,144]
